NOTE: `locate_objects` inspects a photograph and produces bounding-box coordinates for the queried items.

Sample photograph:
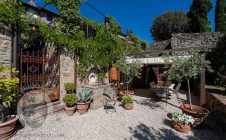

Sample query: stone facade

[0,34,11,66]
[83,84,115,110]
[206,92,226,131]
[171,32,224,49]
[60,55,75,100]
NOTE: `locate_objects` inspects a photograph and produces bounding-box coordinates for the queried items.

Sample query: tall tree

[150,11,190,41]
[188,0,213,32]
[215,0,226,32]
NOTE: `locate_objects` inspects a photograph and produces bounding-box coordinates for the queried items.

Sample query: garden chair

[103,87,117,113]
[172,83,181,103]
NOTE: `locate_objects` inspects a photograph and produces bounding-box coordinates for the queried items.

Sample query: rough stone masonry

[0,34,11,66]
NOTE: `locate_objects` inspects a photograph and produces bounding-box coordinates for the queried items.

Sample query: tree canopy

[215,0,226,32]
[188,0,212,32]
[150,11,190,41]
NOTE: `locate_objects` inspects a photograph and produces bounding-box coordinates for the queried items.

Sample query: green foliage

[115,58,141,90]
[150,11,190,41]
[76,88,93,103]
[188,0,212,32]
[163,51,212,82]
[164,51,212,109]
[0,66,19,122]
[0,0,144,85]
[206,34,226,82]
[63,94,77,107]
[64,83,75,94]
[215,0,226,32]
[121,96,133,104]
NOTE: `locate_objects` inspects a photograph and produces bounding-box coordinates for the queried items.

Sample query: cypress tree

[188,0,213,32]
[215,0,226,32]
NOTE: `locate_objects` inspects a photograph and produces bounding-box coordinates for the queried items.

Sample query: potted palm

[0,66,19,140]
[172,112,194,133]
[76,88,93,114]
[63,94,77,116]
[121,95,134,110]
[164,51,212,126]
[116,59,141,96]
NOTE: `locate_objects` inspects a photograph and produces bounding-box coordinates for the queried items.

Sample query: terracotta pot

[109,64,120,82]
[119,90,134,97]
[76,102,89,114]
[180,104,209,127]
[0,116,18,140]
[65,106,76,116]
[172,121,191,133]
[123,103,134,110]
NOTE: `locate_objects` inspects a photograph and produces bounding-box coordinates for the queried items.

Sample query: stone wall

[60,55,75,100]
[0,34,11,66]
[147,40,171,51]
[171,32,224,49]
[206,92,226,131]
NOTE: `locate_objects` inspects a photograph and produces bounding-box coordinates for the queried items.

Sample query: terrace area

[11,91,225,140]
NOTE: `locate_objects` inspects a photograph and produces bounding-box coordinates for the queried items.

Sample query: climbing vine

[0,0,145,80]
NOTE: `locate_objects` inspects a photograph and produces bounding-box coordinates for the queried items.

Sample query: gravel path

[11,92,224,140]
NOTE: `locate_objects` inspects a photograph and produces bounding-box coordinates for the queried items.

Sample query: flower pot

[172,121,191,133]
[0,116,18,140]
[119,90,134,97]
[65,106,76,116]
[180,104,209,127]
[123,103,134,110]
[76,102,89,114]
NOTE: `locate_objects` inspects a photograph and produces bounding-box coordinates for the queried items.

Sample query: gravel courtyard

[11,91,224,140]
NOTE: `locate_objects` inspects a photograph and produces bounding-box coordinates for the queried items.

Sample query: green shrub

[76,88,93,103]
[64,83,75,94]
[63,94,77,107]
[121,96,133,104]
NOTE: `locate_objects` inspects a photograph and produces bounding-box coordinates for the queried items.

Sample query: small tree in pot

[0,66,19,139]
[63,94,77,116]
[116,58,141,96]
[163,51,212,126]
[76,88,93,114]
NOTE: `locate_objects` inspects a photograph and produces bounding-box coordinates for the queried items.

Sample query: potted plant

[63,94,77,116]
[64,82,75,95]
[164,51,212,126]
[76,88,93,114]
[121,95,134,110]
[0,66,20,140]
[172,112,195,133]
[116,59,141,96]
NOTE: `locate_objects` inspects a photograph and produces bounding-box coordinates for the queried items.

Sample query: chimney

[104,16,110,28]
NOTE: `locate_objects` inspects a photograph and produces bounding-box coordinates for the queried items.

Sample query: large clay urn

[109,64,120,82]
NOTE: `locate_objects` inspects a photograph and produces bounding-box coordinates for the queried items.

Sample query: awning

[126,55,192,65]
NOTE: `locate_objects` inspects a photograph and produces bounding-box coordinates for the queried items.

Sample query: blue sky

[80,0,217,43]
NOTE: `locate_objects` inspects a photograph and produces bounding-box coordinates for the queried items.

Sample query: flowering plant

[172,112,195,124]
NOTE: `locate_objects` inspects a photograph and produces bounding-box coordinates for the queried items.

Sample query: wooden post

[200,70,206,106]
